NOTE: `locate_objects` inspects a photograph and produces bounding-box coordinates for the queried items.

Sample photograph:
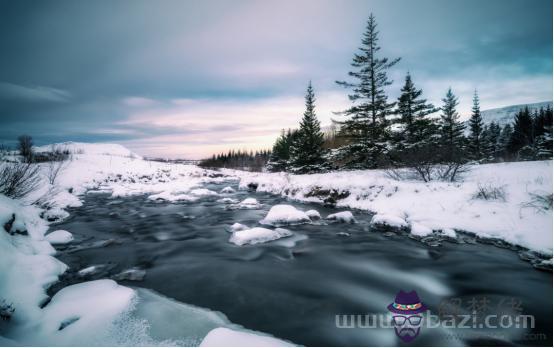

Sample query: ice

[410,222,433,237]
[326,211,356,223]
[200,327,293,347]
[229,222,249,232]
[370,214,408,228]
[41,207,70,222]
[260,204,311,226]
[305,209,321,220]
[217,197,239,204]
[239,197,258,206]
[229,227,293,246]
[440,228,457,238]
[148,191,198,202]
[220,186,236,194]
[190,188,218,196]
[45,230,74,245]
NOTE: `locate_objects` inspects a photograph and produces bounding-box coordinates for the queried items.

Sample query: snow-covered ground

[227,161,553,255]
[0,142,552,346]
[0,142,293,346]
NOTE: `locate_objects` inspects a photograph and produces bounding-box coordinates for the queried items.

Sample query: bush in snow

[0,299,15,321]
[521,191,553,213]
[17,134,34,163]
[472,183,507,201]
[0,162,41,199]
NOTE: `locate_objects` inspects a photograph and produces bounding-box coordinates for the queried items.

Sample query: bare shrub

[17,135,33,163]
[45,159,68,185]
[472,183,507,201]
[521,191,553,213]
[386,163,470,183]
[0,162,41,199]
[0,299,15,320]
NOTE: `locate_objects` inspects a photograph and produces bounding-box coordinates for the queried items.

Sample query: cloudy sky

[0,0,552,158]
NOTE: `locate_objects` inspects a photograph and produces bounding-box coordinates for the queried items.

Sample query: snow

[45,229,73,244]
[305,209,321,220]
[410,222,433,237]
[200,327,293,347]
[0,142,295,346]
[228,160,553,254]
[190,188,218,196]
[239,197,258,206]
[229,222,249,232]
[229,227,293,246]
[260,204,311,226]
[326,211,356,223]
[371,214,408,228]
[217,197,239,204]
[441,228,457,238]
[469,101,552,128]
[220,186,236,194]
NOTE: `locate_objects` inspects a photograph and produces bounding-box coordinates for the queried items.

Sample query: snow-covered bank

[0,142,293,346]
[227,161,553,255]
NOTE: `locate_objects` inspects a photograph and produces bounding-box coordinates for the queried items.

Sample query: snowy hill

[476,101,552,127]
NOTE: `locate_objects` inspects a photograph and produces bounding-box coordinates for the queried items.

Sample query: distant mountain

[477,101,552,127]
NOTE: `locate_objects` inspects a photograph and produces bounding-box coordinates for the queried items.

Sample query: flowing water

[50,180,552,346]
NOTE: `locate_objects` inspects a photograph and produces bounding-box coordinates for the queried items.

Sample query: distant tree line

[199,149,271,171]
[264,13,553,179]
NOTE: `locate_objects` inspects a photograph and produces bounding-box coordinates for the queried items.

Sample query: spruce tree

[266,129,299,172]
[498,124,513,160]
[289,82,326,173]
[482,122,501,162]
[438,88,465,163]
[335,13,401,168]
[394,72,439,149]
[508,107,534,159]
[467,90,484,161]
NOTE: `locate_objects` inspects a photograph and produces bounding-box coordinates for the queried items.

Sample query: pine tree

[508,107,534,159]
[335,13,401,169]
[266,129,299,172]
[467,90,484,161]
[438,88,465,163]
[498,124,513,160]
[394,72,439,149]
[289,82,327,173]
[482,122,501,162]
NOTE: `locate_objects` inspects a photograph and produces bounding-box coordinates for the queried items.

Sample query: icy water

[50,180,552,346]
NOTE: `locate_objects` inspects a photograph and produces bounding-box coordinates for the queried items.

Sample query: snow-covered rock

[45,230,74,245]
[326,211,356,223]
[217,197,239,204]
[200,327,293,347]
[410,223,433,237]
[148,191,197,202]
[220,186,236,194]
[233,197,261,209]
[305,209,321,220]
[41,207,70,222]
[440,228,457,238]
[260,205,311,226]
[229,227,292,246]
[190,188,218,197]
[371,214,408,228]
[229,222,249,232]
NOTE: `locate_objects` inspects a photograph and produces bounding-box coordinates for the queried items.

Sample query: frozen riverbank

[226,161,553,255]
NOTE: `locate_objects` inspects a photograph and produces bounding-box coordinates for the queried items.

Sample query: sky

[0,0,552,159]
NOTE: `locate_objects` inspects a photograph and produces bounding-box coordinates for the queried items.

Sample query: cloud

[0,82,70,103]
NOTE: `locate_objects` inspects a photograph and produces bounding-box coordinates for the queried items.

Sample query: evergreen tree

[498,124,513,160]
[508,107,534,159]
[467,90,484,161]
[482,122,501,162]
[266,129,299,172]
[438,88,465,163]
[335,13,401,168]
[289,82,326,173]
[394,72,439,149]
